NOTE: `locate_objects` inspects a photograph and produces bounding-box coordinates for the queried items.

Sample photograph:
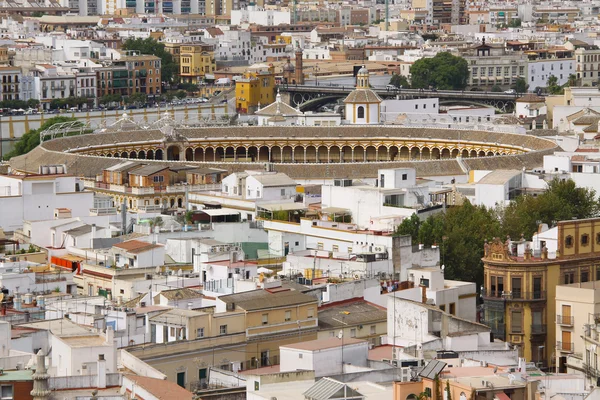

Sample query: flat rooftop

[281,337,366,351]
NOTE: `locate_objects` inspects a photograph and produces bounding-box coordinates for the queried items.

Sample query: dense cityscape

[0,1,599,399]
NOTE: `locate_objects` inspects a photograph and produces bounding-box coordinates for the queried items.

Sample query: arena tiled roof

[9,125,560,180]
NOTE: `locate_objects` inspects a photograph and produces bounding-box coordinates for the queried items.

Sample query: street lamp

[313,65,320,86]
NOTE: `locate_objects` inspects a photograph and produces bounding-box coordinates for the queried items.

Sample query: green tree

[409,52,469,90]
[178,82,199,93]
[3,116,77,160]
[500,178,599,240]
[395,213,421,243]
[99,94,121,106]
[513,77,529,93]
[508,18,521,27]
[125,92,147,105]
[491,85,502,92]
[389,74,410,88]
[547,75,563,95]
[175,90,187,100]
[122,37,177,84]
[567,74,578,87]
[446,381,452,400]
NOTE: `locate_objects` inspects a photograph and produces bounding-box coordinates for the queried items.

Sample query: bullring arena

[8,118,559,180]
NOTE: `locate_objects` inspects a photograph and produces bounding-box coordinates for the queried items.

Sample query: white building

[51,327,117,377]
[31,64,76,110]
[112,240,165,269]
[527,58,575,90]
[515,93,547,120]
[279,337,369,377]
[321,168,434,229]
[231,7,291,26]
[0,171,93,232]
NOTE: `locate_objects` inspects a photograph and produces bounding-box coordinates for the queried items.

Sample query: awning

[205,74,215,80]
[201,209,240,217]
[258,203,307,212]
[321,207,351,215]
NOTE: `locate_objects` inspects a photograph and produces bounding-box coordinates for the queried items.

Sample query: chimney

[90,224,96,249]
[420,285,426,304]
[96,354,106,389]
[105,326,114,345]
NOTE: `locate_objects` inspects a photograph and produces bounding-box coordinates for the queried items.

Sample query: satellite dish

[338,330,343,339]
[155,266,161,275]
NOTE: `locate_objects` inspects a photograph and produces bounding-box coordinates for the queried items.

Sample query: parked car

[504,89,516,94]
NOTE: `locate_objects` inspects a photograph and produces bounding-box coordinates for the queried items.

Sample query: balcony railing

[557,341,574,352]
[557,315,574,326]
[482,289,546,301]
[531,324,547,335]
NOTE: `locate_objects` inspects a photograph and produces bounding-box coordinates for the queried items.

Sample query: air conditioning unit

[373,246,385,253]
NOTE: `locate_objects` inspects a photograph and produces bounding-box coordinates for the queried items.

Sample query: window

[197,328,204,338]
[357,106,365,118]
[220,325,227,335]
[299,353,303,359]
[440,304,446,312]
[582,271,590,283]
[419,278,430,288]
[153,175,164,183]
[415,104,419,110]
[370,325,376,335]
[564,272,575,284]
[350,328,356,337]
[565,235,574,248]
[0,385,13,400]
[280,189,285,196]
[533,277,542,299]
[511,277,522,299]
[308,308,314,318]
[170,327,175,336]
[176,372,185,388]
[511,311,523,333]
[449,303,456,315]
[317,242,324,250]
[583,234,590,246]
[262,313,268,325]
[285,310,291,321]
[402,174,408,181]
[332,245,339,252]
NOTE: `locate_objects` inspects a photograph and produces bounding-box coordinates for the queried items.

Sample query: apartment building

[97,52,161,99]
[179,43,216,84]
[555,281,600,382]
[125,288,318,390]
[235,64,276,114]
[532,6,579,23]
[527,57,574,90]
[575,48,600,87]
[464,40,527,90]
[489,6,518,26]
[482,218,600,371]
[0,66,22,101]
[31,64,76,109]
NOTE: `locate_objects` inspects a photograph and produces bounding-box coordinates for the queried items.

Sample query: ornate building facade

[482,218,600,371]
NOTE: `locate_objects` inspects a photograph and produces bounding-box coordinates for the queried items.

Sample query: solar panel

[419,359,447,380]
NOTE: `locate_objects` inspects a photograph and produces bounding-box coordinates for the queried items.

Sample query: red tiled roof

[124,375,193,400]
[113,240,162,254]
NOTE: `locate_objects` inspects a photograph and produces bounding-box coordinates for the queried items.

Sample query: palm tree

[567,74,578,87]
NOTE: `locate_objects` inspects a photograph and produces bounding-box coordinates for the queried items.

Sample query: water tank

[36,296,45,308]
[48,166,57,174]
[41,166,49,175]
[23,293,33,305]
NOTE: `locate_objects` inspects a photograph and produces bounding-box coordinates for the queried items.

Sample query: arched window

[357,106,365,119]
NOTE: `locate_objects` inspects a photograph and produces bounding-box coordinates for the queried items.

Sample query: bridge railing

[278,84,522,100]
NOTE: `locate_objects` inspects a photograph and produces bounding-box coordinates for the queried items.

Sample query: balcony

[482,289,546,301]
[557,341,574,352]
[531,324,547,335]
[557,315,574,326]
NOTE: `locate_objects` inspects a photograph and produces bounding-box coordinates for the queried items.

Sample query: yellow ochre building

[235,64,276,114]
[483,217,600,371]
